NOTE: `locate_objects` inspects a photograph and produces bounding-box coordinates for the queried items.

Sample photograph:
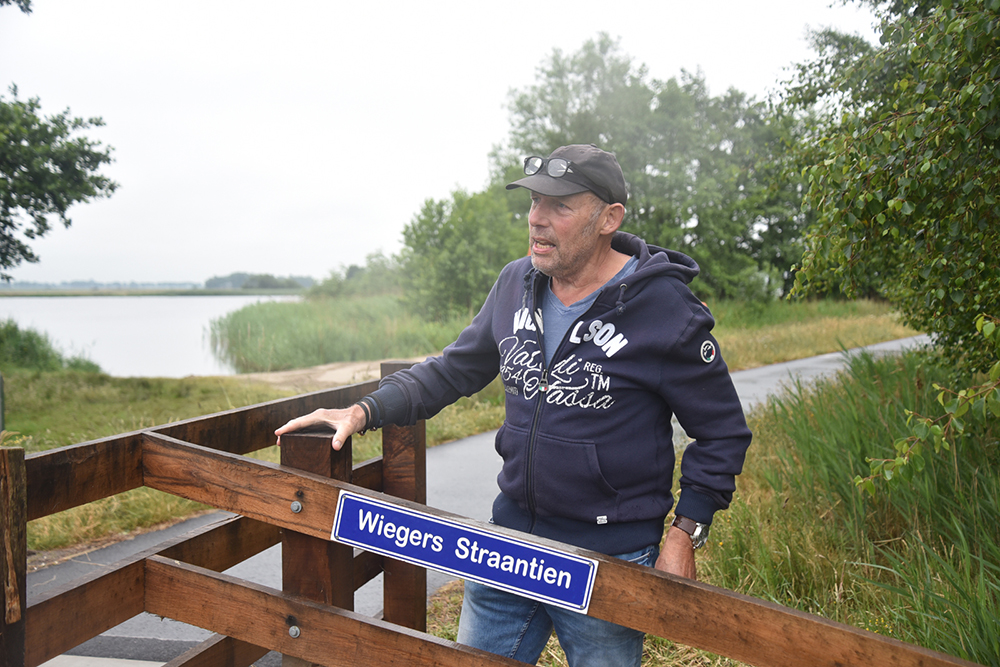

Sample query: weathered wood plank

[163,633,269,667]
[24,434,142,521]
[25,559,144,667]
[0,448,26,667]
[586,556,980,667]
[142,432,341,540]
[281,429,355,610]
[144,556,521,667]
[21,382,380,522]
[353,550,382,590]
[153,382,378,456]
[158,515,280,573]
[351,456,382,492]
[140,431,978,667]
[379,360,427,634]
[380,422,427,633]
[24,515,274,667]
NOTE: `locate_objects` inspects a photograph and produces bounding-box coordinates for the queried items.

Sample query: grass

[1,368,296,551]
[687,351,999,665]
[422,351,999,665]
[711,298,915,371]
[20,299,988,664]
[209,295,471,373]
[210,295,916,374]
[7,298,913,553]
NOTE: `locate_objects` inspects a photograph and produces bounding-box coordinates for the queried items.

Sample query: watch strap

[672,514,710,549]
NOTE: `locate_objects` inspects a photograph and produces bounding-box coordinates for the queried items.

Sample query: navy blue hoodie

[375,232,751,554]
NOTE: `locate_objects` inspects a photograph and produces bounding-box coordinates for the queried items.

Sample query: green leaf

[988,388,1000,418]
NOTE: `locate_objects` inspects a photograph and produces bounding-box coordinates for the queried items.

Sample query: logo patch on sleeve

[700,341,717,363]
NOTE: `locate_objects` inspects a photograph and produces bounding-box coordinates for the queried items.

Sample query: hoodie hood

[611,231,699,285]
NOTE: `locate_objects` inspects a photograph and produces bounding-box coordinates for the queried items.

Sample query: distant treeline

[203,272,314,290]
[0,280,200,291]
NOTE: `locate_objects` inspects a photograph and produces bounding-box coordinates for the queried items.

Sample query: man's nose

[528,203,546,227]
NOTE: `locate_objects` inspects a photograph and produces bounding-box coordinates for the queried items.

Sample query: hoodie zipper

[524,367,547,530]
[520,269,630,532]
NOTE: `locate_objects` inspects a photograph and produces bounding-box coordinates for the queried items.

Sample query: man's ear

[599,203,626,236]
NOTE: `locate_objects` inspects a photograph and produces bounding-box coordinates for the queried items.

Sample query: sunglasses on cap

[523,156,614,204]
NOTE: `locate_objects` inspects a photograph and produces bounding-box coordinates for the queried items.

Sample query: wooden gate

[0,362,983,667]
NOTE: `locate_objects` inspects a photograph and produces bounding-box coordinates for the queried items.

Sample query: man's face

[527,191,607,281]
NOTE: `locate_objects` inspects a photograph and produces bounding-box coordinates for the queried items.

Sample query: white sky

[0,0,877,285]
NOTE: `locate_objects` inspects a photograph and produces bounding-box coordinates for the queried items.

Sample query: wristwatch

[672,515,711,550]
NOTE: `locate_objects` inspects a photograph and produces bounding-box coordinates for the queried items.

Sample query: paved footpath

[34,335,929,667]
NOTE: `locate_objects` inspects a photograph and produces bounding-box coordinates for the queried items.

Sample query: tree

[400,187,526,319]
[0,86,118,279]
[308,251,402,299]
[790,0,1000,373]
[0,0,32,13]
[502,35,808,300]
[785,0,1000,491]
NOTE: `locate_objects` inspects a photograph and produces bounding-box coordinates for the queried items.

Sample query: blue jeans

[456,544,658,666]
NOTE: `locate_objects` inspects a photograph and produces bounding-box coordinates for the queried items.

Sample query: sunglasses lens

[524,157,544,175]
[546,158,569,178]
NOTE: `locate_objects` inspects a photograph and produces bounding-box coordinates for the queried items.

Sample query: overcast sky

[0,1,877,285]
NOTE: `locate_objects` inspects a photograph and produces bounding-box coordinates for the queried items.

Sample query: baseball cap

[506,144,629,206]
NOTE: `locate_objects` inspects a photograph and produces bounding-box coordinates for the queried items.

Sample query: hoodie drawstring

[616,283,628,315]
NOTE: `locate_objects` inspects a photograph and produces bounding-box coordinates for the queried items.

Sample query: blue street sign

[332,491,599,613]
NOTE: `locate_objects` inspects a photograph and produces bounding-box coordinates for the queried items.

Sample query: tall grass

[209,295,470,372]
[210,295,914,374]
[424,350,999,665]
[702,351,1000,664]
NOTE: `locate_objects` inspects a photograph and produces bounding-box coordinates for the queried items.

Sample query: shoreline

[237,355,431,393]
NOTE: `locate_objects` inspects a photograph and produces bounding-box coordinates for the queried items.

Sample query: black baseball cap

[506,144,629,206]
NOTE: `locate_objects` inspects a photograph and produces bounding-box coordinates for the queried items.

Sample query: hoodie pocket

[495,423,621,523]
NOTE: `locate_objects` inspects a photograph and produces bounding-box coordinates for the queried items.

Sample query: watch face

[691,524,710,549]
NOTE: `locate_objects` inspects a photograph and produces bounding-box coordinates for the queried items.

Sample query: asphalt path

[34,335,930,667]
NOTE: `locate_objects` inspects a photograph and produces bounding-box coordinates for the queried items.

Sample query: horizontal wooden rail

[145,555,519,667]
[154,381,377,454]
[138,432,980,667]
[142,432,340,540]
[163,634,269,667]
[23,379,379,521]
[25,514,279,667]
[25,434,142,522]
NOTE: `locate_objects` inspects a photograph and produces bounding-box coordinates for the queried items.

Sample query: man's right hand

[274,404,368,450]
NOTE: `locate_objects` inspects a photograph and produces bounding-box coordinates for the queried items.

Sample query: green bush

[0,318,101,373]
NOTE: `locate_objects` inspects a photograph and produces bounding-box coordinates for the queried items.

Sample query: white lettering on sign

[332,491,599,613]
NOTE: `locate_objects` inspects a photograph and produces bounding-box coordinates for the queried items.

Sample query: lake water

[0,295,298,377]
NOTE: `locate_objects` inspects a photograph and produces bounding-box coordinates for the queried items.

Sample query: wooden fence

[0,362,984,667]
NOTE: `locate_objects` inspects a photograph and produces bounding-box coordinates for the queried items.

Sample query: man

[276,144,752,666]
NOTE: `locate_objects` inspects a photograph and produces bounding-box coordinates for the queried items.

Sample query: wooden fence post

[0,448,26,667]
[281,428,354,667]
[379,361,427,632]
